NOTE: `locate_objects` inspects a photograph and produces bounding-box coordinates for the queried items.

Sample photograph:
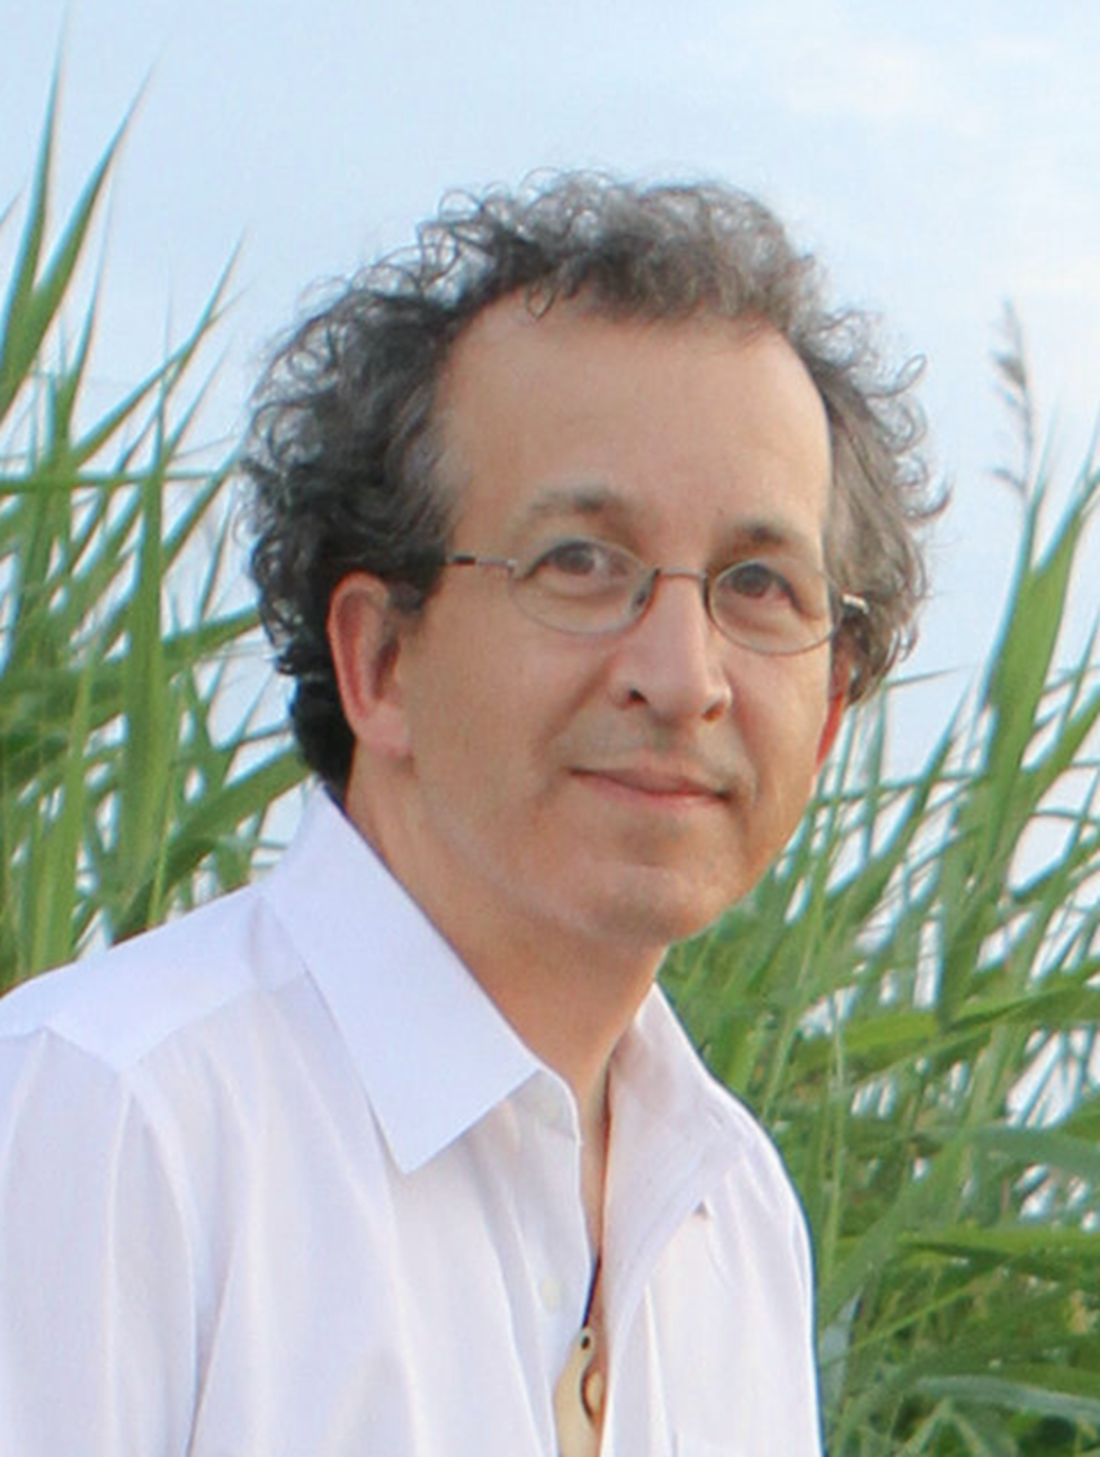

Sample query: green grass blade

[0,84,128,428]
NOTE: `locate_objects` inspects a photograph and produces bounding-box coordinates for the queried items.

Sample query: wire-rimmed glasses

[445,537,868,656]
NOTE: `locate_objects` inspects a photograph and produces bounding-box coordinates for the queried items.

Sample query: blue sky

[3,0,1098,763]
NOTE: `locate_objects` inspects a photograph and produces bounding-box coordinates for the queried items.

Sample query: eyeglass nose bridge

[629,564,716,629]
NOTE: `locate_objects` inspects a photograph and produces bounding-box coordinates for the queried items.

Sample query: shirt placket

[597,1094,742,1455]
[511,1071,598,1452]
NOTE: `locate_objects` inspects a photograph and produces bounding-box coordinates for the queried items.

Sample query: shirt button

[539,1275,565,1312]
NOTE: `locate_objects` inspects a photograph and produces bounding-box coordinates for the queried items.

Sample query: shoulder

[0,883,299,1074]
[0,879,335,1237]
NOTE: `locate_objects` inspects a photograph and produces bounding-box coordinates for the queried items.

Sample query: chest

[179,1090,822,1455]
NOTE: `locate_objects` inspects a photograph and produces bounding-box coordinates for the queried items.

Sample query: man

[0,175,930,1453]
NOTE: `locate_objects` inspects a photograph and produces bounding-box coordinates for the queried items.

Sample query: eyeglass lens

[510,539,837,654]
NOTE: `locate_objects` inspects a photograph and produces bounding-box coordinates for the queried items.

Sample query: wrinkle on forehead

[433,293,833,549]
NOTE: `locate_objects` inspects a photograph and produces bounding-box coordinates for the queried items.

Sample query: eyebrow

[728,519,821,559]
[521,484,625,523]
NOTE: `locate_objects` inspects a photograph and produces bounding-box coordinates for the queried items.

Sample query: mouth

[572,763,732,805]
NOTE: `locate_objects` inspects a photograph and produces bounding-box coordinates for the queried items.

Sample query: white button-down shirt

[0,793,823,1455]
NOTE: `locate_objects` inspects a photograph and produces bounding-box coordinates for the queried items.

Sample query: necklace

[553,1323,605,1457]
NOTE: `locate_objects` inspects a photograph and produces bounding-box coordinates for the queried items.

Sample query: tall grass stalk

[0,85,304,990]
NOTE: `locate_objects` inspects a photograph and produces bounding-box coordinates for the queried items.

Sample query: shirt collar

[259,790,540,1173]
[611,990,744,1135]
[260,791,753,1185]
[608,985,758,1207]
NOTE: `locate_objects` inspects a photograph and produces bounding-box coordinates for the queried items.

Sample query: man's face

[357,298,843,964]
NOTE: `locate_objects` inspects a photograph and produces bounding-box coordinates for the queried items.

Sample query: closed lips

[572,764,732,798]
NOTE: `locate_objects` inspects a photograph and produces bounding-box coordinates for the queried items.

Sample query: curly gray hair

[243,173,938,791]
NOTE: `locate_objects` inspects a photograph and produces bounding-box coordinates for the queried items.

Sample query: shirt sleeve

[0,1028,196,1456]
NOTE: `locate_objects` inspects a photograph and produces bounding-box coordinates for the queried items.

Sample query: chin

[579,866,744,951]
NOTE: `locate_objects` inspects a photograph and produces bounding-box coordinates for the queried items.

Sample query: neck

[343,775,663,1117]
[434,892,660,1116]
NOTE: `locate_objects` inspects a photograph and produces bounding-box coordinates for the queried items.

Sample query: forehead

[434,295,832,553]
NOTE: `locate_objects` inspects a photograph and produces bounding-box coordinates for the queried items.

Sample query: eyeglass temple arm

[445,552,517,570]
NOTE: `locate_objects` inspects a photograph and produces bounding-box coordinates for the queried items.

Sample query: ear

[327,572,412,761]
[814,651,852,770]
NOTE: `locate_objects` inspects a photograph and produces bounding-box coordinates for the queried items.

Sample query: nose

[609,571,733,723]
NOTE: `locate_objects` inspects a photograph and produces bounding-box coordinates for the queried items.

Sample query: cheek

[402,624,579,792]
[739,664,833,788]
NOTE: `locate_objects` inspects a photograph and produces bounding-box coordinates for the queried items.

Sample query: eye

[523,538,636,596]
[717,559,799,609]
